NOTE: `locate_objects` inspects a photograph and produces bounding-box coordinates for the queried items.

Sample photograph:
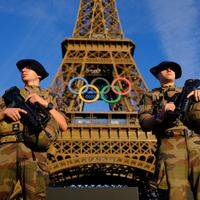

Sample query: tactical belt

[164,127,188,138]
[0,134,24,144]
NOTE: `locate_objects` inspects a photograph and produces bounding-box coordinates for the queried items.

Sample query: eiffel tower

[48,0,158,198]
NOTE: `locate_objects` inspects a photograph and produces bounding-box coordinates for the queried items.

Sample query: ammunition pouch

[23,117,60,152]
[184,101,200,133]
[0,121,24,135]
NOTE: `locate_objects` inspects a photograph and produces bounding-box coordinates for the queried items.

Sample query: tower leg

[138,183,167,200]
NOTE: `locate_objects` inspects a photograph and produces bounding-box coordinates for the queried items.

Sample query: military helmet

[16,59,49,80]
[150,61,182,79]
[184,101,200,133]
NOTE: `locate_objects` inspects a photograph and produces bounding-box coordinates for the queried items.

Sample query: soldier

[138,61,200,200]
[0,59,67,200]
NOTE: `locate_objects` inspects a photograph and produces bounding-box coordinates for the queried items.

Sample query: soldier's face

[157,67,176,83]
[21,66,41,83]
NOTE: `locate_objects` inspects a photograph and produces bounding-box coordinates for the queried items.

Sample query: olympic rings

[67,76,132,103]
[111,77,132,95]
[78,84,100,103]
[68,77,89,94]
[100,85,122,103]
[90,77,111,94]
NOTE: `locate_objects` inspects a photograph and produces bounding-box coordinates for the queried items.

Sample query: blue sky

[0,0,200,96]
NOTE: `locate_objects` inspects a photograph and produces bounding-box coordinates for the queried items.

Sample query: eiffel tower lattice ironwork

[48,0,158,197]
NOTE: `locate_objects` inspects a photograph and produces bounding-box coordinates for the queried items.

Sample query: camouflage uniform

[138,85,200,200]
[0,85,58,200]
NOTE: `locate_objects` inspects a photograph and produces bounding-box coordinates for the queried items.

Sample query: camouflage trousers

[157,133,200,200]
[0,143,48,200]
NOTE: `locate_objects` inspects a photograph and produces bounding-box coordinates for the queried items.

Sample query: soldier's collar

[160,84,176,91]
[25,85,41,91]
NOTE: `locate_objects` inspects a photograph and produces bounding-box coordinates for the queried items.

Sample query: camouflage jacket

[138,84,187,137]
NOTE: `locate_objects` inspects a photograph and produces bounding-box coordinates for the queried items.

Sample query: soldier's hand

[26,93,48,107]
[163,102,176,112]
[3,108,27,121]
[187,90,200,102]
[154,103,176,122]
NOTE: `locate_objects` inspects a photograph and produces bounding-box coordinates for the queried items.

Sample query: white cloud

[147,0,200,84]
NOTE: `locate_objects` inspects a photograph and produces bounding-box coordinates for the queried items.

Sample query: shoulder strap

[19,88,28,99]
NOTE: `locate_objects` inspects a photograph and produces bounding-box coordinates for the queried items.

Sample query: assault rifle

[167,79,200,123]
[2,86,51,138]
